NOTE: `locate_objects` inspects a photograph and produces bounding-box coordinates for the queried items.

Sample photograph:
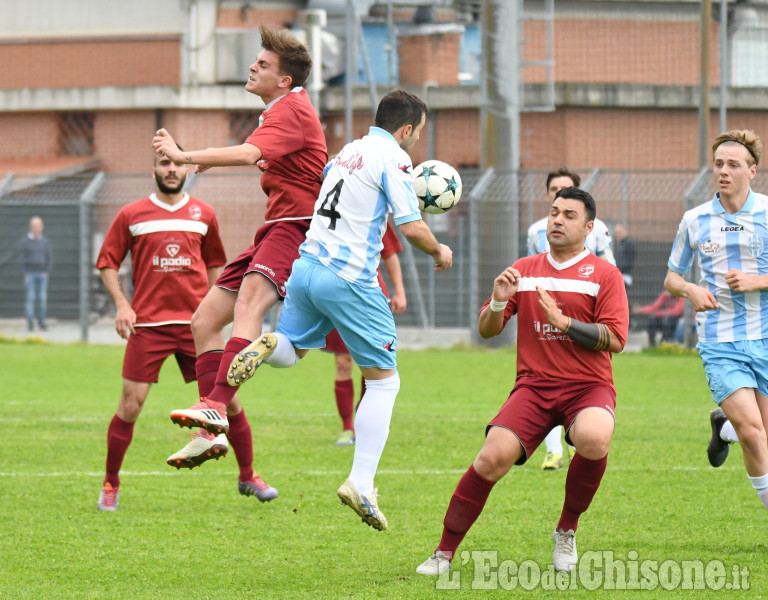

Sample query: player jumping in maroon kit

[152,25,327,501]
[416,187,628,574]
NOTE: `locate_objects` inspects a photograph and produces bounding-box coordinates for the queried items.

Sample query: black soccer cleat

[707,407,731,468]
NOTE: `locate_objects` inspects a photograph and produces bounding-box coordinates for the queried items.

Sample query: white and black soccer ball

[412,160,463,214]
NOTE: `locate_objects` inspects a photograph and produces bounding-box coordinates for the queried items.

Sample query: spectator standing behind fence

[19,216,53,331]
[527,168,616,471]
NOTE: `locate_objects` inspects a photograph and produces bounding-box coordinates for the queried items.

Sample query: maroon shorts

[215,220,311,298]
[487,377,616,465]
[122,324,197,384]
[324,328,349,354]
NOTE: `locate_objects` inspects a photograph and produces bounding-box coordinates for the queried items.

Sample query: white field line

[0,465,742,478]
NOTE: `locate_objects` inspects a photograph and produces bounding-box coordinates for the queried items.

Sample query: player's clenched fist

[152,129,182,163]
[433,244,453,271]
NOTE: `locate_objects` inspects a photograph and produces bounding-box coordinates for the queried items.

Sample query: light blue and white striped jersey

[668,189,768,343]
[300,127,422,286]
[526,216,616,265]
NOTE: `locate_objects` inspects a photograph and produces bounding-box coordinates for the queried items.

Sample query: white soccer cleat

[169,397,229,435]
[553,528,578,572]
[98,483,119,512]
[416,550,452,575]
[337,478,388,531]
[166,430,228,469]
[228,334,278,386]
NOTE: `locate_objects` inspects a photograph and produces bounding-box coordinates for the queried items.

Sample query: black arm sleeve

[562,318,611,351]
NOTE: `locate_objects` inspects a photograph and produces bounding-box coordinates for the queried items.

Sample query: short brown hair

[546,167,580,190]
[375,89,428,134]
[712,129,762,166]
[259,25,312,88]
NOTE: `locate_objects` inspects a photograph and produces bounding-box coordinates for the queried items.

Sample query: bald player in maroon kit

[153,25,327,501]
[416,187,629,575]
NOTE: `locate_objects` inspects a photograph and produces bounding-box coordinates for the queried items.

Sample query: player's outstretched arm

[152,128,263,168]
[99,267,136,340]
[398,220,452,271]
[536,286,623,353]
[478,267,520,338]
[664,269,718,312]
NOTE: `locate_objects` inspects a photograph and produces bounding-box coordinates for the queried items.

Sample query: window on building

[58,112,95,156]
[229,111,261,145]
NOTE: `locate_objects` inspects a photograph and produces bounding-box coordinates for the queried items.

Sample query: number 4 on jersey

[318,179,343,230]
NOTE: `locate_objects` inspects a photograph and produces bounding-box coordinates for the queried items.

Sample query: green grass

[1,342,765,599]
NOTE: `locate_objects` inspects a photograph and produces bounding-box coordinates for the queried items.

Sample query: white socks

[748,472,768,511]
[544,426,564,455]
[720,419,739,443]
[264,332,301,368]
[348,373,400,496]
[544,426,575,456]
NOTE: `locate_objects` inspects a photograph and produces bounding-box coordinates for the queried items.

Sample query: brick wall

[524,19,720,86]
[217,6,297,29]
[94,111,157,173]
[521,108,768,171]
[398,31,461,86]
[0,35,181,89]
[0,112,60,158]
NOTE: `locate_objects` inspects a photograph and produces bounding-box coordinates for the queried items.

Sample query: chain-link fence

[4,166,757,344]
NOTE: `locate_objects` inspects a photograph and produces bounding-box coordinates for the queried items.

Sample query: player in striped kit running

[666,129,768,512]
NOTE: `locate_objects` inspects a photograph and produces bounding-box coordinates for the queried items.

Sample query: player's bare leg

[171,274,279,432]
[170,281,279,497]
[721,389,768,510]
[190,286,236,354]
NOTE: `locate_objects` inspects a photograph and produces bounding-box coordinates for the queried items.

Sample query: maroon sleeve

[594,266,630,347]
[245,101,305,161]
[381,222,403,259]
[200,209,227,268]
[95,209,130,270]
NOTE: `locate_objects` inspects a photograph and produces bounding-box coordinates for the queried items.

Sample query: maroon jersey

[483,250,628,390]
[96,194,226,326]
[381,221,403,261]
[245,88,328,223]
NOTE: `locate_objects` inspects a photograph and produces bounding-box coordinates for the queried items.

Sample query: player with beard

[95,148,229,511]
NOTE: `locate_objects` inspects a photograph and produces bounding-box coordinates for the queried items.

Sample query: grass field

[1,340,765,599]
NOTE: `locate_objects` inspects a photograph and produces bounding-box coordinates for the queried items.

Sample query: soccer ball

[412,160,463,214]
